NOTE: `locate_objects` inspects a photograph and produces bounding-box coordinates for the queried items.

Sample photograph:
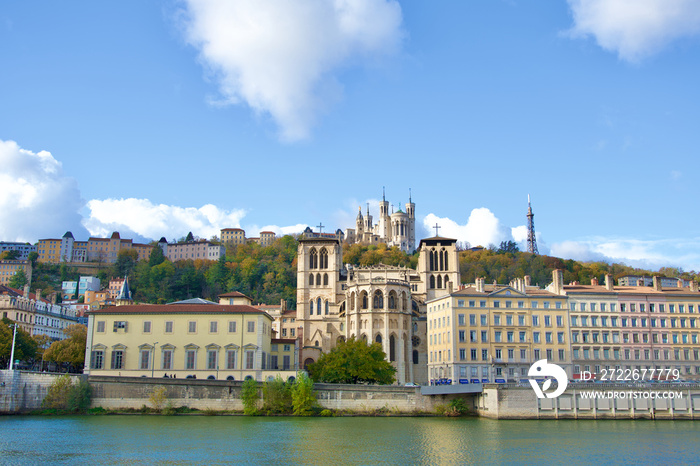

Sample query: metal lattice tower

[526,194,539,255]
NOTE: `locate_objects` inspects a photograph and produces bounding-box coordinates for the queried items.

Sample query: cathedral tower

[405,189,416,252]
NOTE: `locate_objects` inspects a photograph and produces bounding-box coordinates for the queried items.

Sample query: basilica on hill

[295,201,459,384]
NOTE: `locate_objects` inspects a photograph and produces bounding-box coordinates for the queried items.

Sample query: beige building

[220,228,246,247]
[0,260,31,286]
[427,277,570,385]
[0,285,78,340]
[163,240,225,262]
[84,299,296,381]
[38,231,153,264]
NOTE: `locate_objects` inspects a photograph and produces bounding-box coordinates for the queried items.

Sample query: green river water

[0,416,698,465]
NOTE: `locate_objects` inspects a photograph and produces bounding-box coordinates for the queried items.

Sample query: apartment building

[0,260,31,286]
[427,276,570,385]
[38,231,153,264]
[220,228,246,247]
[0,285,79,340]
[163,239,226,262]
[0,242,36,260]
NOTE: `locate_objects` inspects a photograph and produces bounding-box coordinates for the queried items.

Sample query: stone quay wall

[476,383,700,420]
[0,370,82,413]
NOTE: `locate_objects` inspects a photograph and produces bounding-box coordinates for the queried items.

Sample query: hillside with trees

[16,236,699,309]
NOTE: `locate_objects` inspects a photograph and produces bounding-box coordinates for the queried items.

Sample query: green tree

[113,249,139,277]
[44,324,87,371]
[262,376,292,414]
[8,269,28,289]
[185,232,195,242]
[497,240,519,254]
[148,244,166,267]
[241,378,260,415]
[291,372,318,416]
[0,318,38,368]
[309,337,396,385]
[0,250,21,260]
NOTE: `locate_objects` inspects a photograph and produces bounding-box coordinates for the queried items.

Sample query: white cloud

[250,223,309,237]
[423,208,510,248]
[566,0,700,61]
[83,198,247,242]
[0,139,86,242]
[179,0,403,141]
[550,237,700,271]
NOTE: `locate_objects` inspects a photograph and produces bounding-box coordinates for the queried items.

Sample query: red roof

[218,291,251,299]
[87,303,270,317]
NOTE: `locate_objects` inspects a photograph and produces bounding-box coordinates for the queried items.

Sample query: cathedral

[344,189,416,254]
[295,228,459,385]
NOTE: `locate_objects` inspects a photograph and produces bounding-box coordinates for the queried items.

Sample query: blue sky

[2,0,700,272]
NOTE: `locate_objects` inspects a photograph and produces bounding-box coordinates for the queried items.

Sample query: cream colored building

[427,277,571,385]
[0,260,31,286]
[220,228,246,247]
[0,285,78,340]
[84,300,297,381]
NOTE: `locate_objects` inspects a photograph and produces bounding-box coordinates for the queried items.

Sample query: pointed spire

[409,188,412,204]
[383,186,385,202]
[117,275,132,302]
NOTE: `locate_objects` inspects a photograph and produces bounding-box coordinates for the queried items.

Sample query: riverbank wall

[476,383,700,420]
[0,370,82,413]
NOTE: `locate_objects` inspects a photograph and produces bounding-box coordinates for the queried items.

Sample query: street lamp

[8,323,18,370]
[151,342,158,378]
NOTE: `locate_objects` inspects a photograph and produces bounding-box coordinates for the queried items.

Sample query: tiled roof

[87,303,270,317]
[219,291,251,299]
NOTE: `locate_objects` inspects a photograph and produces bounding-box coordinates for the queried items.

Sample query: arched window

[389,335,396,362]
[437,275,442,289]
[413,350,419,364]
[439,249,444,271]
[320,248,328,269]
[325,301,329,315]
[430,275,435,289]
[317,273,321,286]
[317,298,322,314]
[444,275,449,289]
[315,340,319,347]
[376,334,382,344]
[309,248,318,269]
[373,290,384,309]
[429,249,435,271]
[444,249,448,270]
[361,292,368,310]
[388,291,396,309]
[309,300,314,314]
[350,292,355,311]
[413,322,418,333]
[402,293,408,311]
[323,273,328,286]
[309,274,314,286]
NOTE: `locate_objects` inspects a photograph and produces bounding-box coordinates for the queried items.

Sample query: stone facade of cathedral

[295,230,459,385]
[344,190,416,254]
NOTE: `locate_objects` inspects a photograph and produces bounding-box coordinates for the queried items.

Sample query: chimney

[604,274,614,291]
[524,275,531,287]
[552,269,564,295]
[690,280,699,293]
[591,277,598,286]
[652,276,662,292]
[36,289,42,303]
[677,279,684,288]
[23,284,30,298]
[448,281,453,293]
[281,298,286,311]
[50,292,57,304]
[476,278,484,293]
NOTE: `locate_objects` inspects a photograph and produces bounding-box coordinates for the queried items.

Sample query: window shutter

[113,321,118,332]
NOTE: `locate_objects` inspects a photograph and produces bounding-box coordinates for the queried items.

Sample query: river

[1,416,698,465]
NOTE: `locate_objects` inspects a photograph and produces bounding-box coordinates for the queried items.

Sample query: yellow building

[0,260,31,286]
[427,277,570,385]
[84,300,297,381]
[37,238,62,263]
[221,228,246,246]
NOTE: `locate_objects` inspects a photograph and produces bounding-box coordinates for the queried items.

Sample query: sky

[1,0,700,272]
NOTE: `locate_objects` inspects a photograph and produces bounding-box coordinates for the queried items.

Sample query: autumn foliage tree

[44,324,87,372]
[309,337,396,385]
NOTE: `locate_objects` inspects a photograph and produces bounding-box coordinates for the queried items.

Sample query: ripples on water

[1,416,698,465]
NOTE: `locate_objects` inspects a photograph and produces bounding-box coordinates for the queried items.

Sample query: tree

[241,378,260,415]
[33,334,53,369]
[8,269,28,289]
[262,376,292,414]
[309,337,396,385]
[185,232,195,243]
[0,318,38,368]
[497,240,519,254]
[27,251,38,267]
[44,324,87,371]
[291,372,318,416]
[0,250,21,260]
[114,249,139,277]
[148,244,166,267]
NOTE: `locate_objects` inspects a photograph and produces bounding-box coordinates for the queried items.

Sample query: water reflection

[0,416,698,465]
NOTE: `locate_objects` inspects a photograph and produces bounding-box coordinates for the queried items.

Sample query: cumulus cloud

[550,237,700,271]
[0,139,86,241]
[179,0,403,141]
[250,223,309,237]
[566,0,700,61]
[83,198,247,242]
[423,208,511,248]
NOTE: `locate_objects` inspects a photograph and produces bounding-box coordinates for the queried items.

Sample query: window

[247,321,255,333]
[519,315,526,326]
[532,316,539,326]
[481,315,487,325]
[481,330,488,342]
[111,350,124,369]
[186,349,197,370]
[113,321,128,332]
[90,350,104,369]
[544,316,551,327]
[226,350,237,369]
[494,331,502,342]
[228,321,237,333]
[470,349,477,361]
[469,314,476,325]
[459,330,466,342]
[245,350,255,369]
[162,349,173,370]
[96,321,105,333]
[207,350,218,370]
[558,349,565,361]
[482,349,488,361]
[165,321,173,333]
[210,321,218,333]
[458,314,465,325]
[140,349,150,370]
[143,321,151,333]
[188,321,196,333]
[533,332,540,343]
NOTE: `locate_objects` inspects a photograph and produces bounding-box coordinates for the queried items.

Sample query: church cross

[316,222,325,234]
[433,223,441,236]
